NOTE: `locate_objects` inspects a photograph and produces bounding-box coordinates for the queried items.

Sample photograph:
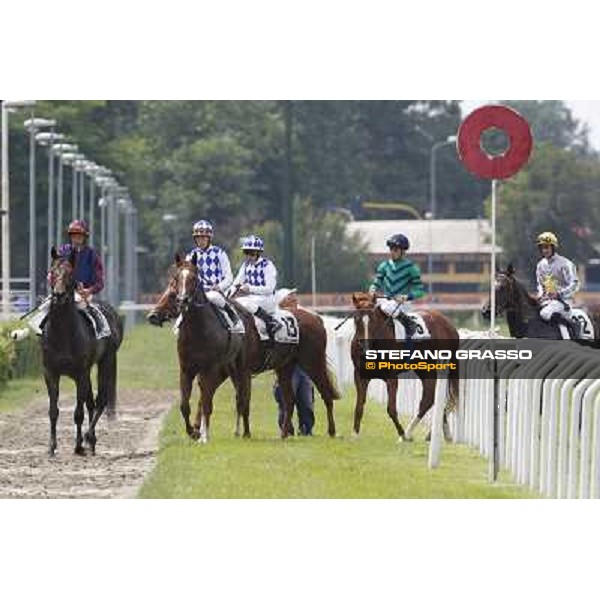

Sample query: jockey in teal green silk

[369,233,425,339]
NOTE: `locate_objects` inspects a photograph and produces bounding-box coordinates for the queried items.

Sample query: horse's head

[352,291,376,311]
[173,252,200,311]
[482,263,517,320]
[351,292,390,340]
[49,246,76,306]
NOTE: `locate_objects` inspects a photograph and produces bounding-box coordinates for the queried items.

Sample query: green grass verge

[139,374,537,499]
[0,322,179,413]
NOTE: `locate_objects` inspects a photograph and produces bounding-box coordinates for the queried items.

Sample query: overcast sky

[462,100,600,150]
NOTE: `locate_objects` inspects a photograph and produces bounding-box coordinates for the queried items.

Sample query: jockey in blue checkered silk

[186,220,239,324]
[227,235,282,337]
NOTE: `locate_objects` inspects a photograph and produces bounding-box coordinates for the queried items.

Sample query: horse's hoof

[48,448,56,458]
[74,447,86,456]
[402,435,414,443]
[351,431,360,441]
[198,437,209,445]
[243,432,251,439]
[189,429,200,441]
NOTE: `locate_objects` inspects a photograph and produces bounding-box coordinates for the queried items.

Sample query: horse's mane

[506,273,539,307]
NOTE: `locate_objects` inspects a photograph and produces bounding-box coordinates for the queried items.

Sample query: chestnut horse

[147,258,340,439]
[350,292,459,441]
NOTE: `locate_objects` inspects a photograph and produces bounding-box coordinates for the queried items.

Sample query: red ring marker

[457,105,533,179]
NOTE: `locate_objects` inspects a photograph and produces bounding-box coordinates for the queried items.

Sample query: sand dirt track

[0,390,171,498]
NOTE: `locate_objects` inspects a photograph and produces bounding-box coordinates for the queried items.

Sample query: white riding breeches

[235,294,276,315]
[539,299,571,321]
[26,293,97,335]
[206,290,226,308]
[376,297,410,318]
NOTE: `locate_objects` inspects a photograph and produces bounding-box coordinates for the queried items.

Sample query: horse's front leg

[352,369,369,437]
[385,378,406,441]
[180,368,195,438]
[194,369,227,443]
[45,372,60,457]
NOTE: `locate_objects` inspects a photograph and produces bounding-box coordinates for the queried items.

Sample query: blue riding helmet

[386,233,410,250]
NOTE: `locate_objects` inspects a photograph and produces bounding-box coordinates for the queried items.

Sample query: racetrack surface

[0,390,171,499]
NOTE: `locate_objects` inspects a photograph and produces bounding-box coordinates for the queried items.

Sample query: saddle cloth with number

[253,309,299,344]
[393,312,431,341]
[568,308,594,341]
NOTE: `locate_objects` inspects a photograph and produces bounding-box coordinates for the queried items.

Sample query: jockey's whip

[334,312,354,330]
[18,297,49,320]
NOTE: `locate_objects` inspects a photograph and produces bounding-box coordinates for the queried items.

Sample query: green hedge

[0,323,42,386]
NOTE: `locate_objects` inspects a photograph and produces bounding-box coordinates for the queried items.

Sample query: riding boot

[255,307,282,341]
[396,310,417,340]
[550,313,572,339]
[86,305,106,337]
[223,303,240,325]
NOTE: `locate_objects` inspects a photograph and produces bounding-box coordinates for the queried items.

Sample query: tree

[501,100,592,155]
[496,142,600,284]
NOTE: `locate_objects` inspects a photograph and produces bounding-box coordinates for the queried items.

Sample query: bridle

[49,259,76,306]
[174,264,209,314]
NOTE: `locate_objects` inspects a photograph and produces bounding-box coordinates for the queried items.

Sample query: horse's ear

[190,253,198,267]
[507,263,515,276]
[50,246,58,261]
[175,253,182,267]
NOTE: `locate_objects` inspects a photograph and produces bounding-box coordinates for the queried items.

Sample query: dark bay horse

[350,292,459,442]
[482,265,600,345]
[44,248,123,456]
[170,254,249,443]
[147,259,340,439]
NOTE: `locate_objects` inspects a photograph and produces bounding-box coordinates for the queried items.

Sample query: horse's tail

[98,348,118,417]
[323,361,342,401]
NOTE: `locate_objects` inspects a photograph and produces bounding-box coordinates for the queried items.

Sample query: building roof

[346,219,502,255]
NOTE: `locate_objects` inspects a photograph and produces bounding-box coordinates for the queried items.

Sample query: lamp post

[52,143,78,246]
[70,153,85,220]
[162,213,178,256]
[115,192,130,307]
[1,100,36,318]
[428,135,457,296]
[24,116,55,309]
[84,163,101,246]
[36,131,65,268]
[96,175,117,303]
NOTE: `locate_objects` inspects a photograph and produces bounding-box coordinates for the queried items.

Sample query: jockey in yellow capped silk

[535,231,581,338]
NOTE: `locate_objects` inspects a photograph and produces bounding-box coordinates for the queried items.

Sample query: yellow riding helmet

[536,231,559,247]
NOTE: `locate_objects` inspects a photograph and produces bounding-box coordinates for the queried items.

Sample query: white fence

[323,315,600,498]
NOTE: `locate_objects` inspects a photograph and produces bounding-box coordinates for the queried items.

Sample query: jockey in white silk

[228,234,282,338]
[535,231,581,337]
[186,220,239,323]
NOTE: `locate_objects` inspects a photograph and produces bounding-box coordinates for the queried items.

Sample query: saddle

[81,303,112,340]
[253,309,300,344]
[527,308,594,341]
